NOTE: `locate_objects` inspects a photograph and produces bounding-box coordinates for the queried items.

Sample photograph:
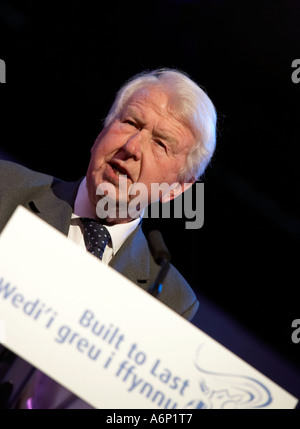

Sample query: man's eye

[124,119,137,127]
[155,140,167,150]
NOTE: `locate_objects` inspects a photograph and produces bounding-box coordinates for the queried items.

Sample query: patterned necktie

[80,218,111,260]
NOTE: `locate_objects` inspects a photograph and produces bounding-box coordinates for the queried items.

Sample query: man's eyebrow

[153,131,178,147]
[123,108,144,126]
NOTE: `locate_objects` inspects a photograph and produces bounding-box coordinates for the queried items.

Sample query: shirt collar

[73,177,142,256]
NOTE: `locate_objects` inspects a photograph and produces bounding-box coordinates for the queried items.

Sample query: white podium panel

[0,207,298,409]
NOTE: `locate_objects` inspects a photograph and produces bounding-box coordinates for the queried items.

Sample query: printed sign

[0,206,298,409]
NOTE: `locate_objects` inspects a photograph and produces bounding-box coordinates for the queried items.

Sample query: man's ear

[160,180,195,203]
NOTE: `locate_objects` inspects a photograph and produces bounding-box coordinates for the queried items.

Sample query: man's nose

[122,132,142,160]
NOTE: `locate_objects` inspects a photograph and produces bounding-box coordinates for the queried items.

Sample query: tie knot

[80,218,111,260]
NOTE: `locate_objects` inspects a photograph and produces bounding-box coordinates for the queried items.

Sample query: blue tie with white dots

[80,218,111,260]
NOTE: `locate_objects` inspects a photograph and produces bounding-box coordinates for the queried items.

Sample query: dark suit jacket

[0,160,199,320]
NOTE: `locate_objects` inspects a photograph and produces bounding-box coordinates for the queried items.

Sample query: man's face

[86,86,195,224]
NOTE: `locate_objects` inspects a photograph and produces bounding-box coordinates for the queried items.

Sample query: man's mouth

[109,161,131,181]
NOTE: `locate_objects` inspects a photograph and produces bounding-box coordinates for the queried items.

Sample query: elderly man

[0,68,217,408]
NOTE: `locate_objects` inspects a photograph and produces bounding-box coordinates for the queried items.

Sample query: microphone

[147,230,171,298]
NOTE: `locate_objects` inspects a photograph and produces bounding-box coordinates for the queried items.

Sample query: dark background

[0,0,299,382]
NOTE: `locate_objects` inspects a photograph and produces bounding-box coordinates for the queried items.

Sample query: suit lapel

[109,224,151,290]
[26,178,82,236]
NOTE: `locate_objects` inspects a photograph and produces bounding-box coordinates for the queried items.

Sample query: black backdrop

[0,0,299,371]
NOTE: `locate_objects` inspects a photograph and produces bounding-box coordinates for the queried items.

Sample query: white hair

[104,68,217,182]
